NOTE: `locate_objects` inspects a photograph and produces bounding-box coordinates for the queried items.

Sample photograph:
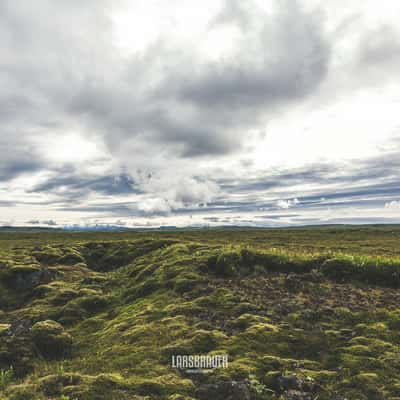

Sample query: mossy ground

[1,227,400,399]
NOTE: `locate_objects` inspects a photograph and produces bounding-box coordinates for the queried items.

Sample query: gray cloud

[27,219,57,226]
[31,172,141,197]
[0,136,44,181]
[358,25,400,72]
[1,1,399,225]
[180,2,329,112]
[0,0,331,169]
[0,159,42,182]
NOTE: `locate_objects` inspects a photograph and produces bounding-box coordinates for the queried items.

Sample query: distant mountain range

[2,223,400,233]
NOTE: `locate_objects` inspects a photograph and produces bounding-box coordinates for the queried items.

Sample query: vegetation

[1,226,400,399]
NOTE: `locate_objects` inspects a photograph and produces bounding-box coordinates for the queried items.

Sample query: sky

[1,0,400,228]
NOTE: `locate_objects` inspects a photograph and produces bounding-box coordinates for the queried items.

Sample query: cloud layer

[1,0,400,227]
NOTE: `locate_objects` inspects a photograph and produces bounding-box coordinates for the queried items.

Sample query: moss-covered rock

[32,247,63,265]
[38,373,84,396]
[50,288,79,306]
[60,294,109,324]
[162,330,226,359]
[31,320,72,359]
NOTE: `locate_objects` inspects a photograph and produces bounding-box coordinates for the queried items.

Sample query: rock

[265,373,316,395]
[279,374,303,391]
[196,380,252,400]
[50,288,79,305]
[59,252,85,265]
[6,319,32,336]
[284,274,302,291]
[302,377,316,392]
[286,390,314,400]
[81,275,107,285]
[0,319,35,377]
[31,320,72,359]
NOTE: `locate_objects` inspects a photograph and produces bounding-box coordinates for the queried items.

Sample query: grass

[0,226,400,399]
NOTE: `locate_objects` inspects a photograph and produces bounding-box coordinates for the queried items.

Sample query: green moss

[5,384,41,400]
[162,330,226,359]
[168,395,197,400]
[9,265,41,274]
[343,344,375,356]
[33,247,63,265]
[365,322,389,335]
[58,250,85,266]
[263,371,281,390]
[213,251,242,277]
[230,314,272,330]
[61,294,109,323]
[304,369,338,383]
[340,353,383,372]
[173,273,205,294]
[352,372,380,385]
[51,288,79,306]
[2,233,400,399]
[38,373,84,396]
[348,336,395,352]
[131,374,195,397]
[0,324,10,335]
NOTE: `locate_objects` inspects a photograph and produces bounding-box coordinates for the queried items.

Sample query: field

[1,226,400,399]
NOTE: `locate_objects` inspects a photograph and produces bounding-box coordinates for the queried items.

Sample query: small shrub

[0,367,14,388]
[174,279,198,294]
[215,251,241,277]
[320,257,357,281]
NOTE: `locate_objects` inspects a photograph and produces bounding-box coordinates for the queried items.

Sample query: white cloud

[276,198,300,209]
[385,201,400,209]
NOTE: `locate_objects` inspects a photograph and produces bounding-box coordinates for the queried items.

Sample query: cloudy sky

[1,0,400,228]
